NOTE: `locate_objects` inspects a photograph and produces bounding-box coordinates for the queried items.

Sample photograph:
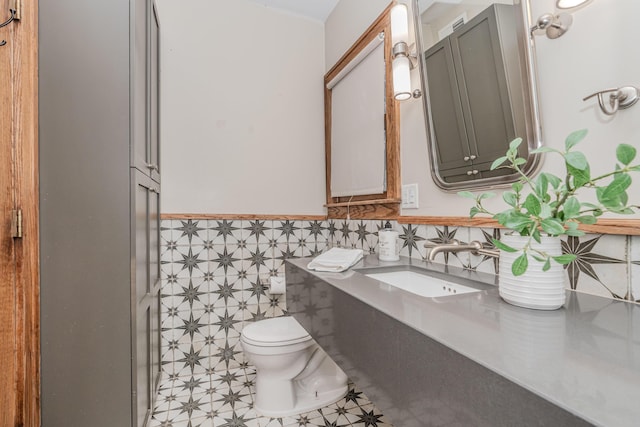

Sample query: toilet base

[254,382,348,418]
[253,349,349,418]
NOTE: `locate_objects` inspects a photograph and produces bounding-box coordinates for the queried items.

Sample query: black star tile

[176,247,206,275]
[176,279,207,308]
[218,412,250,427]
[176,313,207,340]
[179,376,206,394]
[344,387,363,405]
[244,220,270,243]
[215,387,248,409]
[177,395,203,419]
[354,221,369,247]
[211,220,240,243]
[247,247,269,272]
[176,220,205,244]
[211,247,241,275]
[356,409,384,427]
[213,277,240,305]
[400,224,425,257]
[212,309,241,336]
[275,220,299,242]
[562,236,625,297]
[176,345,207,373]
[213,342,241,369]
[304,220,325,240]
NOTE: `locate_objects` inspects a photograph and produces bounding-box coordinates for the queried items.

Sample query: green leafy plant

[459,129,640,276]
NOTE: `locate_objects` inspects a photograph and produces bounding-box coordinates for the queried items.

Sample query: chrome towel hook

[583,86,640,116]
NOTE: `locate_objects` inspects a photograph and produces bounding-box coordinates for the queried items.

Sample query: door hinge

[11,209,22,238]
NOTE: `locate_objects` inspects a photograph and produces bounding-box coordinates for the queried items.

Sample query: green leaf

[513,158,527,166]
[503,192,518,207]
[563,197,581,219]
[543,173,563,189]
[532,254,546,263]
[512,181,523,193]
[458,191,476,199]
[492,238,518,252]
[565,129,588,151]
[532,229,542,243]
[616,144,636,166]
[553,254,577,265]
[603,173,632,198]
[542,258,551,272]
[530,147,557,154]
[499,212,535,233]
[565,228,585,237]
[539,203,552,219]
[628,165,640,172]
[509,137,523,151]
[575,215,597,224]
[535,174,548,199]
[523,193,541,216]
[540,218,565,236]
[565,151,589,170]
[469,207,481,218]
[512,253,529,276]
[478,192,496,200]
[490,156,508,170]
[567,163,591,188]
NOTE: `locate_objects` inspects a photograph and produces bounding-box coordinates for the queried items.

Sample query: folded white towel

[307,248,364,273]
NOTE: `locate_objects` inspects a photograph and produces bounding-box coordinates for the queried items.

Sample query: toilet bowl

[240,316,348,417]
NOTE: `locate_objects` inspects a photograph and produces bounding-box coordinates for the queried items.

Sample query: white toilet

[240,316,348,417]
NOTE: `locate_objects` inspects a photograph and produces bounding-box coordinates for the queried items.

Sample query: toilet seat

[241,317,311,347]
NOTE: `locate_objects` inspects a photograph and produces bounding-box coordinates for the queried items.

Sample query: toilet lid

[242,317,310,346]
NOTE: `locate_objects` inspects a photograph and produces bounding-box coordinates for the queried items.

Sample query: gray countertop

[288,255,640,427]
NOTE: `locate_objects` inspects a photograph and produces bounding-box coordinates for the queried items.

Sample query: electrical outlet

[401,183,419,209]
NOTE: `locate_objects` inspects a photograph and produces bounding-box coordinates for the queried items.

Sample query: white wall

[157,0,326,215]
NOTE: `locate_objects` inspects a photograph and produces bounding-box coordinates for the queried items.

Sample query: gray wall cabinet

[425,4,525,183]
[39,0,161,426]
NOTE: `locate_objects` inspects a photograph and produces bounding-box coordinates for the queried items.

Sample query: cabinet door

[449,5,516,171]
[132,171,160,427]
[424,39,471,180]
[149,4,161,183]
[132,0,160,181]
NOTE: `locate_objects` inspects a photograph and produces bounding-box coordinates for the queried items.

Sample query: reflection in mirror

[414,0,542,190]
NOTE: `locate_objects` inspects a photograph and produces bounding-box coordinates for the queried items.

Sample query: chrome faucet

[424,240,499,261]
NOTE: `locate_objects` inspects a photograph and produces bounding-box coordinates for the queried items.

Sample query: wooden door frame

[1,0,40,425]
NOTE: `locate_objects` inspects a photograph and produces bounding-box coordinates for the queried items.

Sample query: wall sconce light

[390,3,421,101]
[531,0,592,39]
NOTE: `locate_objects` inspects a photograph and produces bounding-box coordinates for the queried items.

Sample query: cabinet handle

[466,170,473,176]
[470,154,477,160]
[146,163,159,171]
[466,170,479,176]
[464,156,470,161]
[149,187,159,194]
[472,169,479,175]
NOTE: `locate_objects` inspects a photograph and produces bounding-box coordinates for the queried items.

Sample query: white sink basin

[365,270,481,297]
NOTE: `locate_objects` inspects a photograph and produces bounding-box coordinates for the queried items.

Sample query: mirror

[413,0,542,190]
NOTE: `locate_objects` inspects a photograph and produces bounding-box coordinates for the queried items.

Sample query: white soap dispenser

[378,221,400,261]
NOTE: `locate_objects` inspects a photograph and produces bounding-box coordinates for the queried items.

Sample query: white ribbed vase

[498,234,567,310]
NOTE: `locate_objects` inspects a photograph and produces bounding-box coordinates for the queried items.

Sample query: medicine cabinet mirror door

[414,0,543,190]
